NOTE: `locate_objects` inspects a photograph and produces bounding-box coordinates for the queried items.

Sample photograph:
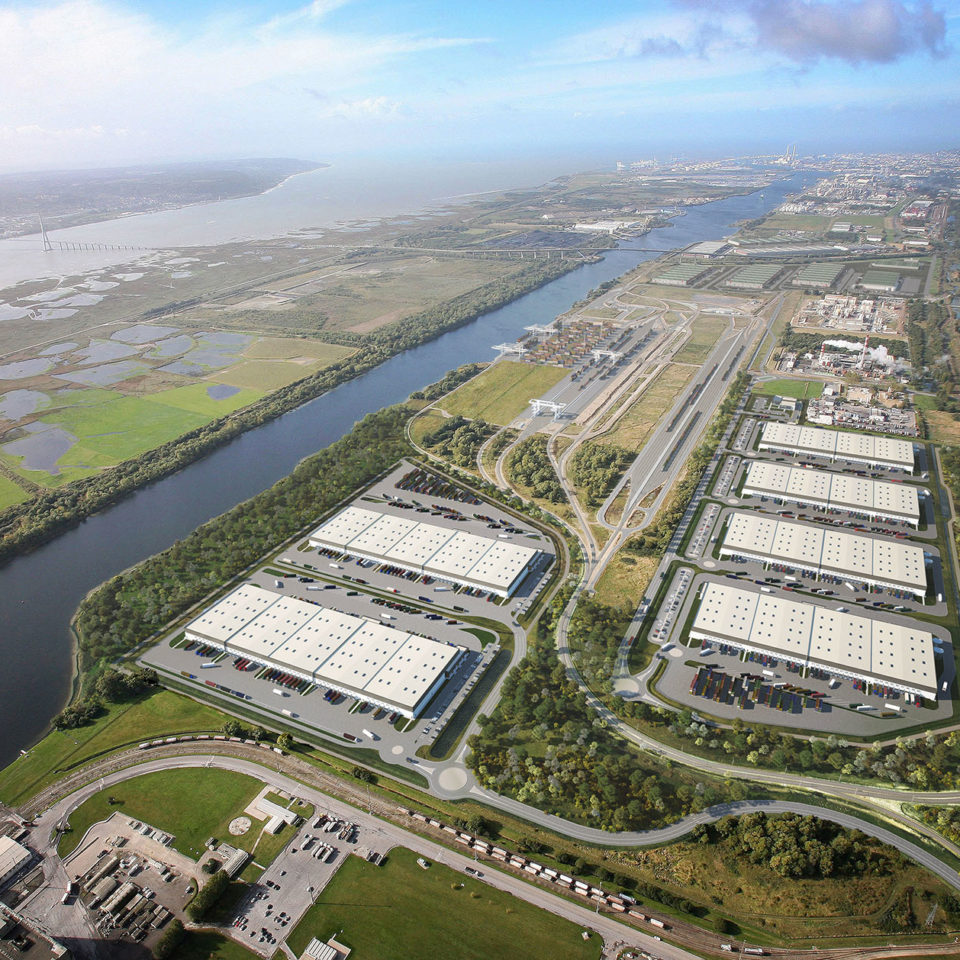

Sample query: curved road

[25,748,960,960]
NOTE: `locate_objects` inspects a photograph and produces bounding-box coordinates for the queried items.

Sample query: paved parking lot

[649,567,693,644]
[143,459,552,762]
[684,504,719,560]
[712,455,740,497]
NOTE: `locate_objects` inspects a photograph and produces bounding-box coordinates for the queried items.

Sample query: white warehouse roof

[185,584,461,717]
[759,422,914,470]
[721,512,927,594]
[691,581,937,698]
[309,506,539,596]
[743,460,920,525]
[0,837,30,888]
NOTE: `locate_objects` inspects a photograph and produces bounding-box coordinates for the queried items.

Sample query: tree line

[507,437,566,504]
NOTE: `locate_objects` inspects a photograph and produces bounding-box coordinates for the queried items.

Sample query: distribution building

[758,422,914,471]
[742,460,921,526]
[185,585,463,718]
[0,837,31,890]
[719,512,927,597]
[691,582,937,699]
[309,506,540,597]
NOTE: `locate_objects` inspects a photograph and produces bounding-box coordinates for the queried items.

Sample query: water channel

[0,172,812,767]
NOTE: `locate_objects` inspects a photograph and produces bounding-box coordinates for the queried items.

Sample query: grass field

[60,768,263,859]
[242,338,356,363]
[268,256,527,334]
[0,690,232,806]
[672,315,729,364]
[175,931,259,960]
[593,550,658,608]
[210,359,325,392]
[753,378,825,399]
[924,409,960,444]
[409,408,449,449]
[287,847,601,960]
[440,361,568,426]
[598,364,696,453]
[0,474,29,509]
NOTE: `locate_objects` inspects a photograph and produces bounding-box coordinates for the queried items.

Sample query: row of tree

[52,667,158,730]
[74,406,413,677]
[422,416,494,467]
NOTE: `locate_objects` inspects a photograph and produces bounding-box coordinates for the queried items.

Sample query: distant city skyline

[0,0,957,172]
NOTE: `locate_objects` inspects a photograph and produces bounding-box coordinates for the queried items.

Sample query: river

[0,172,812,768]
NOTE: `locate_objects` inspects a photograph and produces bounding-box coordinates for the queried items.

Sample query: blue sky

[0,0,957,171]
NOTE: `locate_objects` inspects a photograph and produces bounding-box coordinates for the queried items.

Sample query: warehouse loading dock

[742,460,921,526]
[185,584,464,719]
[691,581,938,699]
[719,512,928,597]
[758,422,915,471]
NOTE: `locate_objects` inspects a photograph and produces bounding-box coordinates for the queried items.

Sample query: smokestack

[819,342,826,366]
[859,336,869,369]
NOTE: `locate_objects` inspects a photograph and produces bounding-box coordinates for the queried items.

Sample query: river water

[0,171,811,768]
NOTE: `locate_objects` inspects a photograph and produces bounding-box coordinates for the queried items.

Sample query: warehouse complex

[691,582,938,699]
[720,512,928,597]
[184,585,463,718]
[742,460,921,526]
[309,506,541,597]
[758,422,915,471]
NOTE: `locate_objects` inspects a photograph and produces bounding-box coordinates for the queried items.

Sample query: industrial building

[724,264,784,290]
[719,513,928,597]
[651,263,711,286]
[758,422,915,471]
[309,506,541,598]
[791,262,844,288]
[691,582,938,699]
[0,837,30,890]
[185,584,464,719]
[860,270,899,293]
[742,460,921,526]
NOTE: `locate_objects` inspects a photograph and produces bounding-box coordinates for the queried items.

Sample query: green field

[753,378,825,399]
[0,474,29,509]
[60,768,263,859]
[287,847,601,960]
[174,931,259,960]
[241,338,356,363]
[672,315,729,364]
[0,690,232,806]
[440,361,568,426]
[2,384,263,485]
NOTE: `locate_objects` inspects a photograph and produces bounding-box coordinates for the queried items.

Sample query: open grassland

[409,408,449,449]
[60,768,263,859]
[0,690,231,806]
[440,361,568,426]
[175,932,259,960]
[672,315,729,364]
[287,847,601,960]
[0,474,29,508]
[924,409,960,444]
[263,256,528,334]
[626,838,954,942]
[211,359,323,392]
[753,377,824,399]
[598,364,696,453]
[240,337,356,363]
[593,550,658,608]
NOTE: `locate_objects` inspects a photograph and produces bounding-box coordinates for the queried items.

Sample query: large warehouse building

[691,582,938,699]
[758,422,915,471]
[185,585,463,719]
[719,512,928,597]
[309,506,541,597]
[742,460,921,526]
[0,837,31,890]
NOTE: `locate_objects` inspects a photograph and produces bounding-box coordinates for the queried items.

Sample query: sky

[0,0,957,172]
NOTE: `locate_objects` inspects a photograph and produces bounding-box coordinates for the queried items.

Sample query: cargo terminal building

[184,584,464,719]
[742,460,921,527]
[691,582,938,699]
[758,422,915,472]
[309,506,542,598]
[719,513,928,598]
